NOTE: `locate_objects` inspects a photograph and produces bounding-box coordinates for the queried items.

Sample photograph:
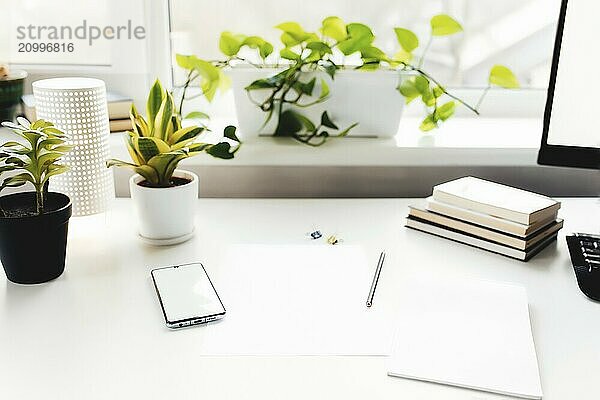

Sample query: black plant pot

[0,192,72,284]
[0,70,27,122]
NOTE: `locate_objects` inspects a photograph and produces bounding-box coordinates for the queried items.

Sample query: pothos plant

[106,79,241,187]
[0,117,72,215]
[176,15,519,146]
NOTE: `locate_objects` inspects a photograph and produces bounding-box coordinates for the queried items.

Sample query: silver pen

[366,251,386,308]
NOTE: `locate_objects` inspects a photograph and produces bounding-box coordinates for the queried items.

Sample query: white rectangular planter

[228,67,405,139]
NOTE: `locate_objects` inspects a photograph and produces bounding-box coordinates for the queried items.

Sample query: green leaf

[420,115,438,131]
[320,111,338,130]
[175,54,195,70]
[135,165,160,185]
[198,64,221,102]
[4,157,25,167]
[223,125,240,143]
[246,79,277,90]
[219,31,245,57]
[321,16,347,42]
[321,61,337,79]
[42,127,67,137]
[243,36,274,59]
[169,126,203,145]
[433,85,445,98]
[276,22,313,46]
[274,110,304,137]
[0,166,18,176]
[394,28,419,52]
[31,119,48,130]
[306,41,332,56]
[280,48,301,60]
[146,152,189,185]
[179,56,222,102]
[337,23,374,55]
[187,142,211,153]
[154,92,175,140]
[42,164,69,183]
[106,159,138,169]
[293,77,316,96]
[414,75,430,93]
[184,111,210,120]
[435,101,456,121]
[259,42,274,59]
[146,80,164,131]
[319,79,330,99]
[431,14,463,36]
[1,173,34,189]
[275,22,306,37]
[135,137,170,162]
[338,122,359,137]
[489,65,520,89]
[39,138,66,149]
[360,45,387,61]
[37,151,65,169]
[398,78,420,104]
[218,69,232,92]
[206,142,235,159]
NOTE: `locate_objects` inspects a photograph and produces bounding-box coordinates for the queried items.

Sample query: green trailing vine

[176,15,519,146]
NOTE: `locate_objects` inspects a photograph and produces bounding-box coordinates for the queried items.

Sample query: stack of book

[22,91,133,133]
[405,177,563,261]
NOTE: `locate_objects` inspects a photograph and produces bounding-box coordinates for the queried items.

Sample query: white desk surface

[1,198,599,400]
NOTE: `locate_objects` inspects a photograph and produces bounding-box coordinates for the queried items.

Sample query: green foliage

[0,117,72,214]
[394,28,419,52]
[320,17,347,41]
[175,15,520,138]
[430,14,463,36]
[106,80,241,187]
[489,65,520,89]
[176,54,230,103]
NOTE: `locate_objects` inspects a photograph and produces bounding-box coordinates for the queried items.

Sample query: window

[168,0,560,127]
[4,0,170,105]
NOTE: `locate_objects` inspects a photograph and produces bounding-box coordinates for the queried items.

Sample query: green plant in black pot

[0,117,73,284]
[0,66,27,122]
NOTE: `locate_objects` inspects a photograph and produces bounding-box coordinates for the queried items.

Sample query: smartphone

[151,263,226,329]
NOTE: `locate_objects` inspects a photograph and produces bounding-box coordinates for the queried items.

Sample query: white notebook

[433,176,560,225]
[387,279,542,399]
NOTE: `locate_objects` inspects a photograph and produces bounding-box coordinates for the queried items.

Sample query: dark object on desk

[366,251,386,308]
[0,69,27,122]
[0,192,72,284]
[151,263,226,329]
[537,0,600,169]
[566,233,600,301]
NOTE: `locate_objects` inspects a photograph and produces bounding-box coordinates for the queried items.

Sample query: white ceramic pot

[129,169,198,245]
[228,66,406,139]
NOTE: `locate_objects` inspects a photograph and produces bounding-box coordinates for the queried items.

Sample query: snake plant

[107,79,241,187]
[0,117,72,214]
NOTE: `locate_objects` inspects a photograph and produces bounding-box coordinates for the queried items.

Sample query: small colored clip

[308,230,323,240]
[327,235,341,245]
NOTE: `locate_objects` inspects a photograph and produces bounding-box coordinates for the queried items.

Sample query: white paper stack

[387,279,543,399]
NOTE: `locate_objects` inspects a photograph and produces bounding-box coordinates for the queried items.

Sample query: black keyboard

[566,233,600,301]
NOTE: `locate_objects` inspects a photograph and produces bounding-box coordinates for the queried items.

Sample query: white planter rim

[129,169,198,192]
[227,64,412,77]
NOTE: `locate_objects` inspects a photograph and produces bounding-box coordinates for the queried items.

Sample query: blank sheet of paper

[387,279,543,399]
[200,245,393,356]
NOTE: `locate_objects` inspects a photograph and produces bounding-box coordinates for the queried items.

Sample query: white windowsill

[110,117,543,167]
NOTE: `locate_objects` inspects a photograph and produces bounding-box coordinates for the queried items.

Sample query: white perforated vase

[33,78,114,216]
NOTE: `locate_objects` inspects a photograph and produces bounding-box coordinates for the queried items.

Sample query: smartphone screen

[151,263,225,328]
